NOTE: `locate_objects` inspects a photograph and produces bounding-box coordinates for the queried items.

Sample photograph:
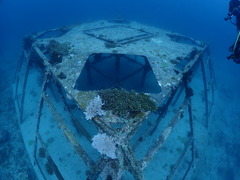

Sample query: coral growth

[84,95,106,120]
[91,133,118,159]
[46,40,70,64]
[98,89,157,118]
[23,35,34,50]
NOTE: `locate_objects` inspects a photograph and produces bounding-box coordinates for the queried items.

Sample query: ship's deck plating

[33,20,206,106]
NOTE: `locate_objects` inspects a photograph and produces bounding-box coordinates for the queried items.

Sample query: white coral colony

[84,95,106,120]
[91,133,117,159]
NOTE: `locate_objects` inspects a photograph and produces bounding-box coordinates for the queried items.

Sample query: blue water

[0,0,240,179]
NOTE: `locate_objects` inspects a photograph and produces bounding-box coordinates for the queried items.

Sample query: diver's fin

[233,31,240,51]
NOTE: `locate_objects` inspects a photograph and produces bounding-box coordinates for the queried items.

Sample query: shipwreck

[13,20,215,180]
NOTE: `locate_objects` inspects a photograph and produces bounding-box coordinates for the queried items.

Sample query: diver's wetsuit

[226,0,240,63]
[229,0,240,30]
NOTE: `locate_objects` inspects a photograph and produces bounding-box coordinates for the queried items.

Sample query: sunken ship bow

[13,20,215,180]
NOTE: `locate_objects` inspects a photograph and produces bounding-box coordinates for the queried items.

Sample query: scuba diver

[225,0,240,63]
[225,0,240,29]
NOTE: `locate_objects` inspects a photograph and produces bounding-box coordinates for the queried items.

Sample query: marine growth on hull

[13,20,215,180]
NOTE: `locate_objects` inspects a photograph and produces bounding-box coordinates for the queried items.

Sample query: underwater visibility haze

[0,0,240,179]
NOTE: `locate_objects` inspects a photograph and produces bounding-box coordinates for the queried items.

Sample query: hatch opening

[74,53,161,93]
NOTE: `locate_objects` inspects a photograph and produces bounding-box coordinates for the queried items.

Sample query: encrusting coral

[98,89,157,118]
[84,89,157,120]
[46,40,70,64]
